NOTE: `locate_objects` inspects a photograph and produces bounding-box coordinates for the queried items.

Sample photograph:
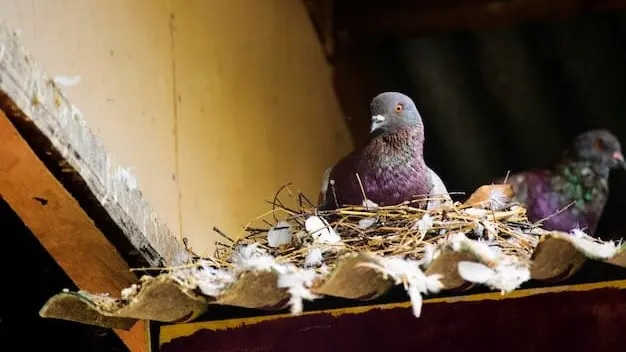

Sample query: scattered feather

[487,186,511,211]
[304,247,324,267]
[458,260,530,293]
[120,284,139,300]
[362,199,379,210]
[360,257,442,317]
[418,243,436,268]
[448,232,500,263]
[230,244,280,272]
[358,217,378,229]
[267,221,292,248]
[305,216,341,244]
[192,262,236,297]
[276,267,320,314]
[565,230,618,260]
[412,213,433,238]
[53,75,81,86]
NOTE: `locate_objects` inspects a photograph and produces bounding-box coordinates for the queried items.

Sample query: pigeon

[497,129,625,235]
[318,92,451,211]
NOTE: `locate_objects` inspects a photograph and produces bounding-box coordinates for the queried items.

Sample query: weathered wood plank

[159,279,626,352]
[0,108,146,351]
[0,20,186,352]
[0,21,184,268]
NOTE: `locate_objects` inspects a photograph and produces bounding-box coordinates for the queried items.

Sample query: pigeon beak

[612,151,626,169]
[370,115,386,133]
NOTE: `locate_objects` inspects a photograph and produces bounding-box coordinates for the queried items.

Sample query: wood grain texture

[0,21,184,266]
[0,0,354,260]
[0,0,182,239]
[172,0,353,255]
[0,109,146,351]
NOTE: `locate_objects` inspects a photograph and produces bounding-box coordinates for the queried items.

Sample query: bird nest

[161,183,577,317]
[40,183,624,328]
[211,184,538,272]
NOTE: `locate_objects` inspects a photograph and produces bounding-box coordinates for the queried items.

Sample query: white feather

[362,199,379,210]
[418,243,436,268]
[457,261,494,284]
[53,75,81,86]
[458,260,530,293]
[566,231,618,260]
[487,187,510,210]
[358,217,377,229]
[304,247,324,267]
[276,268,320,315]
[412,214,434,238]
[267,221,292,248]
[361,257,442,317]
[305,216,341,244]
[448,232,500,263]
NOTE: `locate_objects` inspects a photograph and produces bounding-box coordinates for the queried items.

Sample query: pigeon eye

[594,138,607,150]
[394,104,404,113]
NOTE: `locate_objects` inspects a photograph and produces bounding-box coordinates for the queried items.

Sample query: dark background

[325,9,626,241]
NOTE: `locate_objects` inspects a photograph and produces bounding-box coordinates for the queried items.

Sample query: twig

[212,226,234,243]
[534,201,575,227]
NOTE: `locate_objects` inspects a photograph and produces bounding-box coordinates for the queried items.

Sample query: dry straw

[200,183,541,273]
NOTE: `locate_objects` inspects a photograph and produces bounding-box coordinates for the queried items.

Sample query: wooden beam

[0,22,184,269]
[334,0,626,39]
[0,108,145,351]
[0,20,187,352]
[158,279,626,351]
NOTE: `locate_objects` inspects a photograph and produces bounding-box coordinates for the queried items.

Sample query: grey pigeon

[318,92,451,211]
[497,129,625,235]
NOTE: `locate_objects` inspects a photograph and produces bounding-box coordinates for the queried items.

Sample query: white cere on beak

[370,115,386,132]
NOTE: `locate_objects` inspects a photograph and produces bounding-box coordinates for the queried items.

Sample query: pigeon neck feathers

[551,157,610,209]
[365,123,426,167]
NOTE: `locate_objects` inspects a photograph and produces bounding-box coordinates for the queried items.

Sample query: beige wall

[1,0,352,256]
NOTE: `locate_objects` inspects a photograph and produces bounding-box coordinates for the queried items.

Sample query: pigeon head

[369,92,423,134]
[571,129,625,172]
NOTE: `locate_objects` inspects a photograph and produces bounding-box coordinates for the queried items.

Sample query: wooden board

[0,21,184,268]
[0,21,191,351]
[157,279,626,351]
[0,108,146,350]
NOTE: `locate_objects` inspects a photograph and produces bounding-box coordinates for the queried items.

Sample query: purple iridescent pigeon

[497,129,625,235]
[317,92,451,211]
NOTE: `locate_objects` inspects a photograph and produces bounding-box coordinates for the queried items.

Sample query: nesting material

[169,184,550,316]
[40,184,626,326]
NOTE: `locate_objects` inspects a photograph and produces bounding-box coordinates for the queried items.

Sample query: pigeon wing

[317,166,333,208]
[426,167,452,210]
